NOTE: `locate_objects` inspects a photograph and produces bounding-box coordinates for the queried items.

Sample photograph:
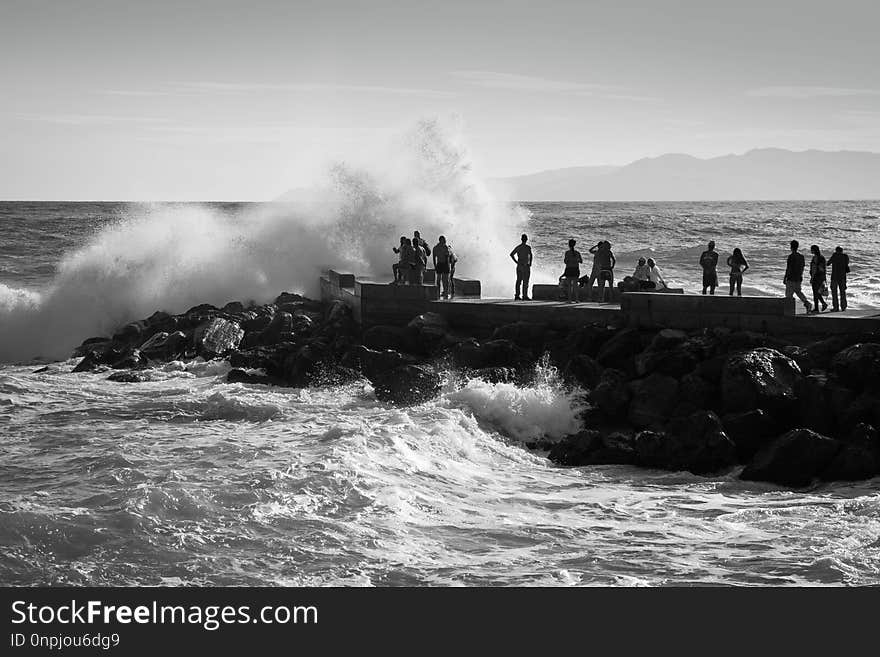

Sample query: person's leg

[729,276,734,296]
[515,268,523,299]
[449,267,455,297]
[597,277,605,303]
[522,268,531,299]
[841,282,847,310]
[415,268,424,285]
[830,280,839,310]
[737,277,742,296]
[794,283,810,310]
[442,272,450,297]
[573,275,579,302]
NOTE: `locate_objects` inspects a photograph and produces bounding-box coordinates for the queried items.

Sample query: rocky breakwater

[71,295,880,487]
[549,325,880,487]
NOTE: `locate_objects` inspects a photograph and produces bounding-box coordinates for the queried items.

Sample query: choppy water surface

[1,201,879,585]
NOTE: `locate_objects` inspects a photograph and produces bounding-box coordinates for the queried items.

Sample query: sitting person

[646,258,667,290]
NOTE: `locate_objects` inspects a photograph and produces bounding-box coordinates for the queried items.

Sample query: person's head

[638,257,646,265]
[413,231,421,240]
[404,237,412,246]
[439,235,446,244]
[647,258,656,268]
[733,247,742,258]
[811,244,820,255]
[521,234,528,243]
[399,236,406,244]
[835,246,843,253]
[790,239,799,251]
[708,240,715,251]
[605,241,612,249]
[568,239,576,249]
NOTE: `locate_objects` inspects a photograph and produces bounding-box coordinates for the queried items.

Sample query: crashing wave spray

[0,118,529,362]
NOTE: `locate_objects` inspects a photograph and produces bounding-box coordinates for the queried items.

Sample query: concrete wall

[621,292,797,332]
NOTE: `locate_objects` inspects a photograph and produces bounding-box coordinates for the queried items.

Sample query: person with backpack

[828,245,850,311]
[783,239,812,312]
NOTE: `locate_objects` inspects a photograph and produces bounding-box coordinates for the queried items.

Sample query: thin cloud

[747,86,880,99]
[105,82,455,99]
[450,70,656,102]
[16,113,171,126]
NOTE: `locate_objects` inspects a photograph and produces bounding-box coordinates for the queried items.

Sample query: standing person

[828,245,850,311]
[699,241,719,295]
[448,246,458,298]
[399,238,415,285]
[580,240,604,296]
[727,248,750,296]
[510,233,533,300]
[411,233,427,284]
[595,241,616,302]
[563,239,583,303]
[809,244,828,313]
[391,236,407,284]
[646,258,667,290]
[783,240,812,313]
[432,235,453,299]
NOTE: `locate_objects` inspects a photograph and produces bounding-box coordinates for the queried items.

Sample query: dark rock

[196,318,245,359]
[782,345,814,375]
[721,348,802,415]
[831,343,880,391]
[227,368,275,385]
[740,429,842,488]
[260,311,297,345]
[806,334,865,370]
[242,312,274,333]
[107,371,150,383]
[671,372,717,418]
[795,374,835,436]
[635,344,699,378]
[363,324,419,354]
[32,366,49,374]
[695,354,726,384]
[596,328,644,374]
[635,411,737,474]
[229,343,298,376]
[307,365,363,387]
[627,373,679,430]
[371,364,442,405]
[110,348,147,370]
[547,430,638,467]
[838,392,880,434]
[73,350,105,372]
[451,339,530,370]
[408,312,450,346]
[721,409,777,461]
[820,444,880,482]
[282,342,327,387]
[353,346,419,381]
[491,322,548,352]
[221,301,246,315]
[72,336,111,358]
[563,354,604,389]
[112,321,146,344]
[589,368,631,418]
[140,330,187,361]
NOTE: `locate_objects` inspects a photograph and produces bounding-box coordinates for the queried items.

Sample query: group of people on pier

[698,239,850,313]
[392,231,852,312]
[392,230,457,299]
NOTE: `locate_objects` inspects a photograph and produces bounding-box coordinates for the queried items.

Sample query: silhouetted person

[433,235,453,299]
[448,246,458,297]
[595,241,616,302]
[563,239,582,303]
[647,258,667,290]
[633,257,650,283]
[783,240,812,312]
[828,245,850,311]
[399,238,415,285]
[392,235,407,283]
[411,233,427,284]
[582,240,603,295]
[700,241,718,295]
[510,233,532,300]
[727,247,749,296]
[809,244,828,313]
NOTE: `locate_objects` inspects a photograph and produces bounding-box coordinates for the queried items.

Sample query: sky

[2,0,880,200]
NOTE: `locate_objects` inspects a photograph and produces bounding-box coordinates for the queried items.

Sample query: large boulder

[627,373,679,430]
[806,334,865,370]
[352,346,419,381]
[110,348,148,370]
[363,324,419,354]
[588,368,631,418]
[740,429,842,488]
[260,311,297,345]
[371,364,442,405]
[564,354,604,389]
[820,423,880,481]
[634,411,737,474]
[491,322,548,352]
[196,318,245,359]
[595,328,644,374]
[635,344,699,378]
[140,330,187,361]
[721,348,802,415]
[831,343,880,391]
[451,339,530,370]
[547,431,638,467]
[408,312,450,343]
[671,372,717,418]
[721,409,777,461]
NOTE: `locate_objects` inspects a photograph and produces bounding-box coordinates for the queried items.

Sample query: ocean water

[1,199,880,586]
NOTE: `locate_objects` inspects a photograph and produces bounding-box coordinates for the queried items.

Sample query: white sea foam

[0,118,527,363]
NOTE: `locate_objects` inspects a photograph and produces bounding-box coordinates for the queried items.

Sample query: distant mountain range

[489,148,880,201]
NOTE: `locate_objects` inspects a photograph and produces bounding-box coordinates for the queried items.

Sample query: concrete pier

[321,270,880,336]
